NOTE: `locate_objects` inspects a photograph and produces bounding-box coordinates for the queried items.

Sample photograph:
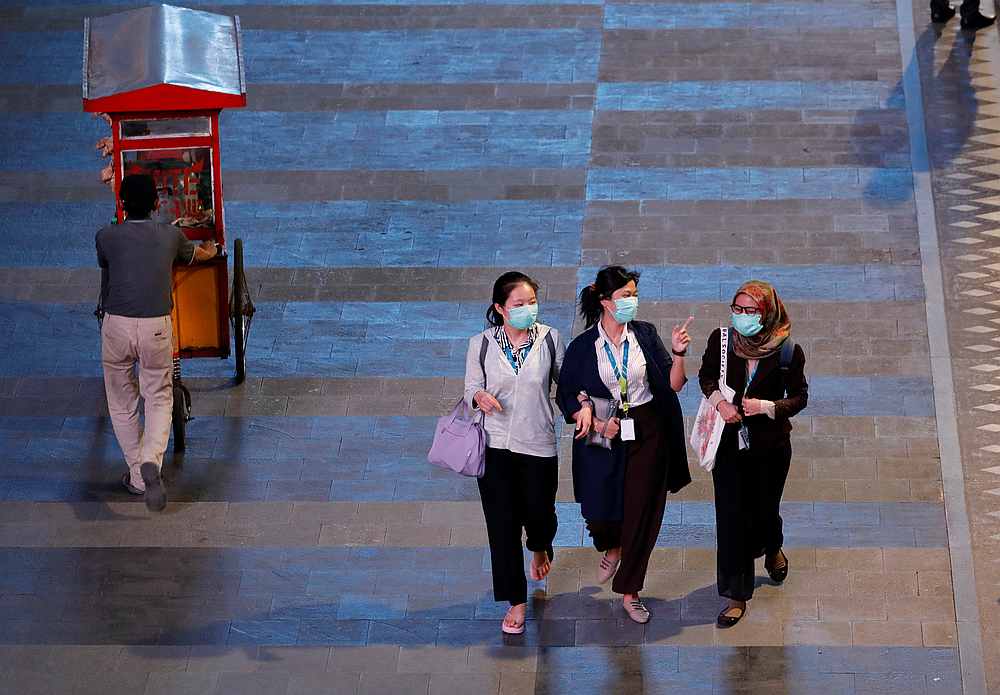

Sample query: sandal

[624,598,650,624]
[597,552,620,584]
[716,601,747,628]
[501,605,526,635]
[765,548,788,584]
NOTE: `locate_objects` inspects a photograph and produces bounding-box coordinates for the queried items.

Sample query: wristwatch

[671,349,687,357]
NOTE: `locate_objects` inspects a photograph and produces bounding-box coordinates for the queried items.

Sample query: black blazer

[556,320,691,521]
[697,328,808,450]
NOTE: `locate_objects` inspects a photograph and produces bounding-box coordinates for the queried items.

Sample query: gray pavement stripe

[0,83,598,113]
[0,264,928,308]
[599,29,899,83]
[0,267,924,296]
[0,500,948,548]
[0,646,962,669]
[0,374,940,401]
[3,5,603,32]
[0,548,961,646]
[0,169,587,203]
[0,454,944,504]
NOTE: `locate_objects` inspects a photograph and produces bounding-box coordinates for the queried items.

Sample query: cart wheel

[229,237,254,384]
[172,382,191,452]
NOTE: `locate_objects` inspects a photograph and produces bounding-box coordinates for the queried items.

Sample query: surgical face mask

[507,304,538,330]
[612,297,639,324]
[731,312,763,337]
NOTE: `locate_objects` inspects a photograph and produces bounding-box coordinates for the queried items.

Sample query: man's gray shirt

[96,220,197,318]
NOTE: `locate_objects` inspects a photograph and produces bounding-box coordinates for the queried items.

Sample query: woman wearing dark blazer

[698,280,808,628]
[556,266,692,624]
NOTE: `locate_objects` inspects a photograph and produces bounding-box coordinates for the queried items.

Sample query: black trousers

[712,439,792,602]
[477,447,558,606]
[584,403,667,595]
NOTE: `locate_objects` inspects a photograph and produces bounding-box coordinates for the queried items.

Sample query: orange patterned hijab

[731,280,791,360]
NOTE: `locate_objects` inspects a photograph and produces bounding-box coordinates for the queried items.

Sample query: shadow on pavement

[863,23,978,206]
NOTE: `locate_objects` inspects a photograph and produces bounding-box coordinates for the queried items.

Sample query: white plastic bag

[690,327,734,471]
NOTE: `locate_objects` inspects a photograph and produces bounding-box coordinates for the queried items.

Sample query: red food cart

[83,3,255,449]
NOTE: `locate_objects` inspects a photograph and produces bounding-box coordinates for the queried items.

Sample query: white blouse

[594,321,654,410]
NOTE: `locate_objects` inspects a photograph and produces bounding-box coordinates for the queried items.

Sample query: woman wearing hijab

[698,281,808,628]
[556,266,692,624]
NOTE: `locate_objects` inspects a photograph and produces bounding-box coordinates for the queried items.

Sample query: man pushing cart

[84,4,256,508]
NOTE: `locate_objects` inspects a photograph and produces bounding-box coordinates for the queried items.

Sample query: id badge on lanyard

[738,424,750,450]
[738,362,757,451]
[604,340,636,441]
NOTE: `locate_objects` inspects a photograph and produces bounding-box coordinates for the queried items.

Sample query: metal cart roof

[83,3,246,112]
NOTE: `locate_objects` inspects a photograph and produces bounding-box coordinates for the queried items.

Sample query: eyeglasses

[730,304,762,316]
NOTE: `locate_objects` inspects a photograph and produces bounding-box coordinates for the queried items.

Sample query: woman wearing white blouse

[556,266,692,624]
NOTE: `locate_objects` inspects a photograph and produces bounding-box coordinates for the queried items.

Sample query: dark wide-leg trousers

[584,403,667,595]
[477,447,558,606]
[712,439,792,601]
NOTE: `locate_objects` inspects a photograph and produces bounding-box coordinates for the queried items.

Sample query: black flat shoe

[716,602,746,628]
[765,548,789,584]
[931,0,956,22]
[961,9,995,30]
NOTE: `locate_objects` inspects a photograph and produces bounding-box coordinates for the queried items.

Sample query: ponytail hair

[486,271,539,327]
[579,265,641,327]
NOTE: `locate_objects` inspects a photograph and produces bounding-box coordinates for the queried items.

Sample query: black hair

[579,265,641,327]
[119,174,158,219]
[486,271,539,327]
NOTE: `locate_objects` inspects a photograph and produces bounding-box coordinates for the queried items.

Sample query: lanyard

[603,339,630,415]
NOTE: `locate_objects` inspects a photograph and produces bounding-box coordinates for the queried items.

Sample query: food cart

[83,3,255,449]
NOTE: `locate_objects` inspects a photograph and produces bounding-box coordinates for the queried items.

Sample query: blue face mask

[507,304,538,330]
[612,297,639,324]
[731,312,763,337]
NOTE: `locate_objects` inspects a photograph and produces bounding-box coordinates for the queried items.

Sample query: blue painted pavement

[577,265,925,302]
[603,2,896,30]
[0,111,594,171]
[0,201,585,268]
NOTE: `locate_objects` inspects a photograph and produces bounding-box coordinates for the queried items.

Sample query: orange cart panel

[171,257,231,358]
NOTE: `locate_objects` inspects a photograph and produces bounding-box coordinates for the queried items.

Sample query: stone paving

[0,0,994,693]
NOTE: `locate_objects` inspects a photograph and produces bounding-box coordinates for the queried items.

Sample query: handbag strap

[544,330,557,386]
[479,334,489,389]
[719,326,729,384]
[455,397,476,421]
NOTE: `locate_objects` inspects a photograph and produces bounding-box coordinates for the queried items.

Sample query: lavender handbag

[427,398,487,477]
[427,337,489,477]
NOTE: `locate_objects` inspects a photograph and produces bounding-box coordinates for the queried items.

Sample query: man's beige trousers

[101,314,174,490]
